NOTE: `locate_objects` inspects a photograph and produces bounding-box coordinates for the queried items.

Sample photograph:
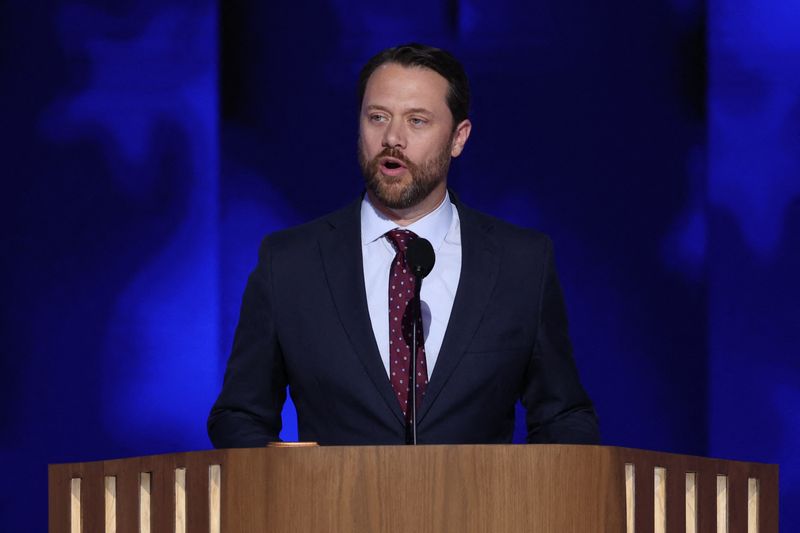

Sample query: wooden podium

[49,445,778,532]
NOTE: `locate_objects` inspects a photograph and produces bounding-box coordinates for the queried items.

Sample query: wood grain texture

[48,445,779,533]
[104,456,153,533]
[717,475,729,533]
[221,445,624,533]
[747,478,759,533]
[183,454,210,533]
[727,468,746,533]
[757,463,778,533]
[76,459,104,532]
[631,453,655,533]
[209,465,221,533]
[48,467,70,533]
[175,468,187,533]
[699,467,717,533]
[686,473,697,533]
[625,463,635,533]
[614,448,778,533]
[104,476,116,533]
[70,478,80,533]
[140,473,151,533]
[654,467,667,533]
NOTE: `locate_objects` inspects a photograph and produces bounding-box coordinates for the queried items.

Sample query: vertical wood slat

[140,473,151,533]
[717,475,729,533]
[654,467,666,533]
[666,463,686,533]
[634,457,655,533]
[175,468,186,533]
[757,464,779,533]
[104,477,116,533]
[625,463,635,533]
[48,465,71,533]
[145,456,175,532]
[747,478,759,533]
[209,465,221,533]
[727,466,748,533]
[686,473,698,533]
[79,460,105,533]
[185,454,210,532]
[698,469,717,533]
[70,478,81,533]
[108,461,139,533]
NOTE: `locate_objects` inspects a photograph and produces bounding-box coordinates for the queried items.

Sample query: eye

[369,114,388,124]
[409,117,428,127]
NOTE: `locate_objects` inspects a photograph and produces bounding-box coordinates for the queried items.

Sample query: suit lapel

[317,200,406,426]
[418,201,500,423]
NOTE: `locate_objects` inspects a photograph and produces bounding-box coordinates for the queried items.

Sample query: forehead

[362,63,450,113]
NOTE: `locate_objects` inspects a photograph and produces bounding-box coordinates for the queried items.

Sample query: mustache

[375,147,411,166]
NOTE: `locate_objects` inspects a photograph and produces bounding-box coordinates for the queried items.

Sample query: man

[208,43,599,447]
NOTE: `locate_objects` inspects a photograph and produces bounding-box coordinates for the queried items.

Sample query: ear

[450,119,472,157]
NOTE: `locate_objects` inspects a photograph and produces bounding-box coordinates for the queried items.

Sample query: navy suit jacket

[208,193,599,446]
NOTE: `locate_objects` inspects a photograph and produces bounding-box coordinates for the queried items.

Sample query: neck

[368,184,447,227]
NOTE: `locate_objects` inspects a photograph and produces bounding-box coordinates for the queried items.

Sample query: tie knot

[385,228,418,254]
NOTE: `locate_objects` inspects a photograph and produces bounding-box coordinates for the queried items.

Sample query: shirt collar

[360,191,454,252]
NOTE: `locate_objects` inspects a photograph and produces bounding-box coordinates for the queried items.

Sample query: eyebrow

[365,105,434,116]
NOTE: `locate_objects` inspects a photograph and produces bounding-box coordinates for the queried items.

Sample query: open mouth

[379,157,407,174]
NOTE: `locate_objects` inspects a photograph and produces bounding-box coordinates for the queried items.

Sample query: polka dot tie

[385,229,429,424]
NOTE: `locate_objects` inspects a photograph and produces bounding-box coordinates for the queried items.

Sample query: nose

[382,119,406,150]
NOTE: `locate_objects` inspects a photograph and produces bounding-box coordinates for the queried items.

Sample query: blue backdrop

[2,0,798,529]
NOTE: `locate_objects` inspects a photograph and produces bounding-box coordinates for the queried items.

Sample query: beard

[359,136,453,210]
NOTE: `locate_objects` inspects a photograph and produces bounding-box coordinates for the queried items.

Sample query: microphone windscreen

[406,238,435,279]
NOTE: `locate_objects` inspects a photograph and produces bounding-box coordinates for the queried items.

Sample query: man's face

[359,63,470,210]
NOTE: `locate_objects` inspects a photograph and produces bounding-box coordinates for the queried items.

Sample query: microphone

[405,237,435,445]
[406,238,435,279]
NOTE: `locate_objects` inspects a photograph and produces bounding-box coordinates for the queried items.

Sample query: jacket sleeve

[523,236,600,444]
[207,237,287,448]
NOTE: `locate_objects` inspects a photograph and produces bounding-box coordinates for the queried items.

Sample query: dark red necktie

[385,229,429,422]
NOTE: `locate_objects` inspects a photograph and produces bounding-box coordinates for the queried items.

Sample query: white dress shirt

[360,192,462,377]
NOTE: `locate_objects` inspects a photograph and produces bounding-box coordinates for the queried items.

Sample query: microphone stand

[410,276,422,445]
[405,236,434,446]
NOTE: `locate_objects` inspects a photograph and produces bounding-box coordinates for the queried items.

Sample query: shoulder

[258,197,361,254]
[454,195,553,255]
